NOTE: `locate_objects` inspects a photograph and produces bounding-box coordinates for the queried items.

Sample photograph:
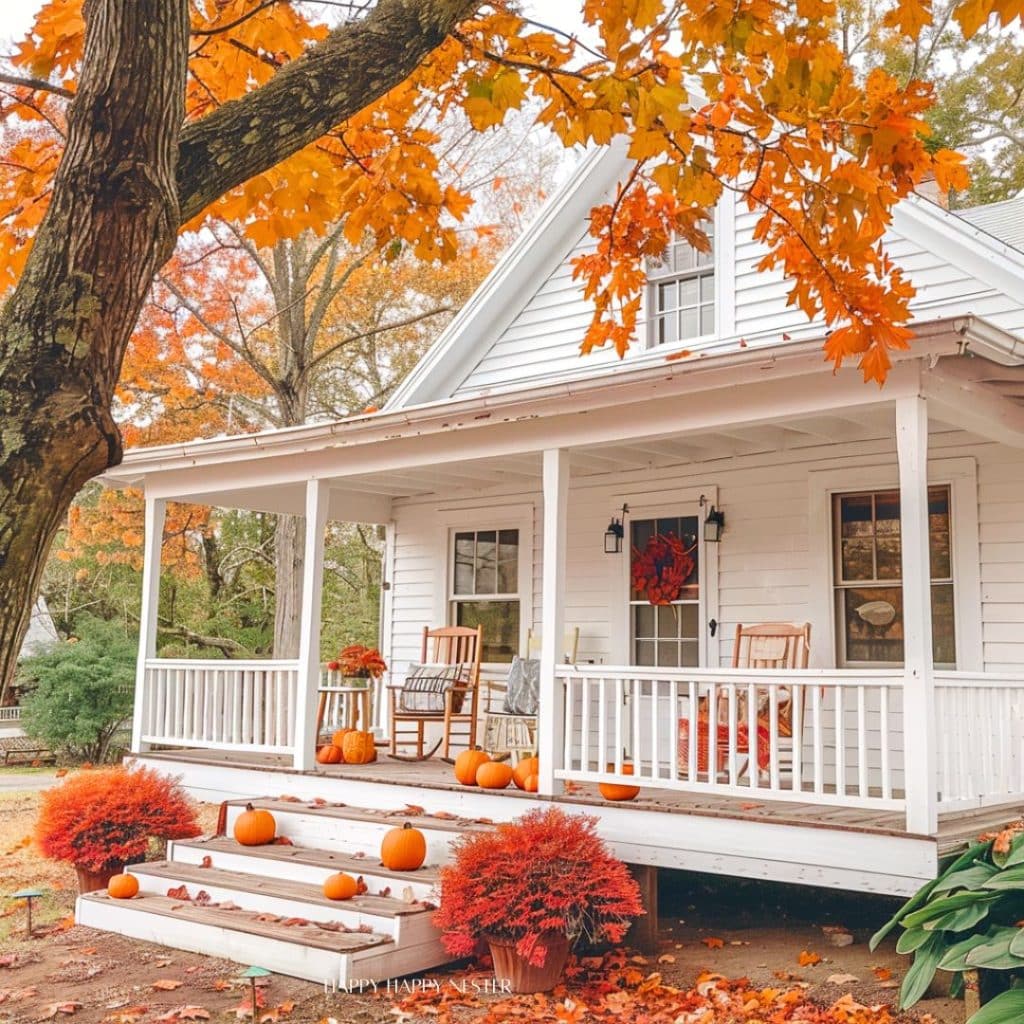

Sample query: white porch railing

[935,672,1024,810]
[140,659,299,754]
[0,706,21,721]
[556,665,906,811]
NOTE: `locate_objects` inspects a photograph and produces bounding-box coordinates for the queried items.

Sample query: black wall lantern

[604,503,629,554]
[700,494,725,542]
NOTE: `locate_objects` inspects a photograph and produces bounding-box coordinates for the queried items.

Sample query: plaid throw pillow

[399,663,469,713]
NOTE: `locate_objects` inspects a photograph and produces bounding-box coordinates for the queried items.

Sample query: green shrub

[19,617,135,762]
[873,827,1024,1023]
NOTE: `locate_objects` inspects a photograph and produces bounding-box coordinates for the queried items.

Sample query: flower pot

[75,863,124,894]
[486,932,570,994]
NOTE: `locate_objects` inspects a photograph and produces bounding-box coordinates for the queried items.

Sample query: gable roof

[955,195,1024,251]
[387,147,1024,409]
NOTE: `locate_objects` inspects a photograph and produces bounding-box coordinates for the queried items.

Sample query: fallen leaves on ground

[799,950,823,966]
[152,979,183,991]
[38,1001,82,1018]
[701,937,724,949]
[382,954,898,1024]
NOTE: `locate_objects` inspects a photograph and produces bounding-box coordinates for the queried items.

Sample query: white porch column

[131,496,166,753]
[896,395,938,835]
[293,479,329,770]
[537,449,569,796]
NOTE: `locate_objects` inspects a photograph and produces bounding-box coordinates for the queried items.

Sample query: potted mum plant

[35,765,201,893]
[326,644,387,687]
[433,806,643,993]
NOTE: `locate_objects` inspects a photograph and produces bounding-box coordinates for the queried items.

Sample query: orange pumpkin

[476,761,514,790]
[331,728,354,750]
[107,873,139,899]
[512,756,539,791]
[316,744,343,764]
[341,730,377,764]
[523,773,539,793]
[322,872,358,900]
[454,747,490,786]
[598,762,640,802]
[233,803,277,845]
[380,822,427,871]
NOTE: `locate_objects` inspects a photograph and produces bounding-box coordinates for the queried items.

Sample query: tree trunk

[0,0,189,689]
[274,514,304,658]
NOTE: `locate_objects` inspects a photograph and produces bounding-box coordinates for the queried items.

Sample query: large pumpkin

[476,761,514,790]
[107,873,139,899]
[522,773,539,793]
[322,872,358,900]
[512,756,539,791]
[331,728,354,750]
[598,763,640,802]
[341,730,376,764]
[233,803,277,845]
[454,747,490,786]
[380,822,427,871]
[316,744,343,764]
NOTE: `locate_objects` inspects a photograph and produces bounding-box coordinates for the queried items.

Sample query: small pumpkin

[454,747,490,786]
[316,744,343,764]
[107,873,139,899]
[331,728,354,750]
[341,730,377,764]
[512,756,539,791]
[476,760,514,790]
[380,822,427,871]
[598,762,640,802]
[322,872,358,901]
[233,802,277,845]
[522,772,539,793]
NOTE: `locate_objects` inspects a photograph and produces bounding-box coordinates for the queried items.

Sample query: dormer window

[648,223,715,346]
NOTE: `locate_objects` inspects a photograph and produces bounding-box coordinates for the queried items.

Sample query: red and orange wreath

[630,532,696,605]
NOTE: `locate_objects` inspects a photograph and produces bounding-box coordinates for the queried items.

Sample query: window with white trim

[833,486,955,666]
[450,529,520,663]
[648,224,715,347]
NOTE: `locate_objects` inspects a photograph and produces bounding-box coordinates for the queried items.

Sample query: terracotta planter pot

[75,863,124,894]
[486,932,570,994]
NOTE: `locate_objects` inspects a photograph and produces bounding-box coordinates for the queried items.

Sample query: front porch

[105,327,1024,894]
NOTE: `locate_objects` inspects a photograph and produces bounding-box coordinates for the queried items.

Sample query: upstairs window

[648,224,715,347]
[450,529,520,663]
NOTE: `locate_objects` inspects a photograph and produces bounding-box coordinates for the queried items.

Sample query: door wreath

[630,532,697,605]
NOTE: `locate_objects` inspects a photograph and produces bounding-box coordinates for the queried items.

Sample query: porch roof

[101,315,1024,517]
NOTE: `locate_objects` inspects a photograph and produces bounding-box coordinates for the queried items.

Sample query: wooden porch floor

[138,748,1018,856]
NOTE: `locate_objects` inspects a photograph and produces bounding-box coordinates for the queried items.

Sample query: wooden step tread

[177,835,442,885]
[224,797,493,835]
[134,861,430,915]
[78,892,394,952]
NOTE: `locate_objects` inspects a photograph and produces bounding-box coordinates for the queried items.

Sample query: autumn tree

[0,0,1016,688]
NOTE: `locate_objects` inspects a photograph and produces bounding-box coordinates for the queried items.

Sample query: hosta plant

[872,821,1024,1024]
[433,806,643,968]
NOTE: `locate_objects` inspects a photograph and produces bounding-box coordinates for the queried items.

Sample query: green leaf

[982,864,1024,890]
[966,989,1024,1024]
[899,933,946,1009]
[939,931,997,972]
[1008,927,1024,957]
[903,890,993,930]
[924,900,992,933]
[965,928,1024,970]
[897,926,933,953]
[933,862,999,894]
[870,841,992,951]
[1001,834,1024,868]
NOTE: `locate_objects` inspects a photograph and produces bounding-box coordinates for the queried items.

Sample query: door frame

[611,484,721,667]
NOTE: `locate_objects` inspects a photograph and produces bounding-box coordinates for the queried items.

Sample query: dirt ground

[0,786,962,1024]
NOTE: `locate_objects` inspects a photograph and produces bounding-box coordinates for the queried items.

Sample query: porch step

[127,861,438,945]
[171,836,439,902]
[220,797,485,863]
[75,891,450,985]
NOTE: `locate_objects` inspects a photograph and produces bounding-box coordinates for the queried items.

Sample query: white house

[79,144,1024,981]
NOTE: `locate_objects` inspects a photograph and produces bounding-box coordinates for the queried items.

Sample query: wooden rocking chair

[389,625,483,759]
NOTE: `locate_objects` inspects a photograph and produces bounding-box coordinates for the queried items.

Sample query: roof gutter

[954,315,1024,366]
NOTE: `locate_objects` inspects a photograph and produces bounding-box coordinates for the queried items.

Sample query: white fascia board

[384,139,632,410]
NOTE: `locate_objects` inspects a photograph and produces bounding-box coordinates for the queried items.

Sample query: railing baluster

[768,685,780,791]
[857,685,868,798]
[727,684,738,787]
[580,677,590,773]
[834,685,846,798]
[614,677,624,773]
[632,677,641,774]
[791,683,803,794]
[707,682,717,787]
[747,682,758,790]
[563,673,574,771]
[669,680,679,780]
[880,685,891,801]
[812,685,823,796]
[687,681,697,782]
[650,678,659,781]
[598,676,607,775]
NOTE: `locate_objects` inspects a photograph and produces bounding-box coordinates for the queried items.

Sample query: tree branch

[0,71,74,99]
[175,0,480,224]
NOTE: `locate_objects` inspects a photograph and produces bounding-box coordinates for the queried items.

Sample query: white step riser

[224,807,461,864]
[169,842,437,902]
[75,896,356,986]
[125,869,430,944]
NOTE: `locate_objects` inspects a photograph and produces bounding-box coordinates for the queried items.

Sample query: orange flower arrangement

[326,644,387,678]
[630,532,696,605]
[35,765,200,872]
